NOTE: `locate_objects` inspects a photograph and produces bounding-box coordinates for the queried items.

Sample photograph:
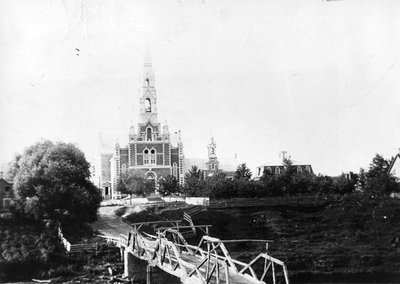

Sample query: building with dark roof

[255,152,313,179]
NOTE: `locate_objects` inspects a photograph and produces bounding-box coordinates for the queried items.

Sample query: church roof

[258,160,311,167]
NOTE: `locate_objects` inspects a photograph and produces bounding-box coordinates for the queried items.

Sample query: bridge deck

[92,207,289,284]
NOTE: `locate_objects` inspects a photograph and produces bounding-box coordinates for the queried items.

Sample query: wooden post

[272,261,276,284]
[120,246,124,262]
[216,262,220,284]
[124,250,133,278]
[206,241,210,280]
[224,260,230,284]
[146,265,152,284]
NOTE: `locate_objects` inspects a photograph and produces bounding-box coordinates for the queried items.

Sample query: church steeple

[206,136,219,171]
[143,41,155,89]
[139,43,158,123]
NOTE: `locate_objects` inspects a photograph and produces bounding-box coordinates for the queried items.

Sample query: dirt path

[91,206,132,238]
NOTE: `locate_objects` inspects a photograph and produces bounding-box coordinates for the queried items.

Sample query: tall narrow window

[147,127,152,141]
[150,149,156,164]
[297,166,303,174]
[144,149,149,164]
[172,162,178,178]
[146,78,150,87]
[144,98,151,112]
[275,167,281,175]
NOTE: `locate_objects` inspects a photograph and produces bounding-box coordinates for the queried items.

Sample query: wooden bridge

[99,221,290,284]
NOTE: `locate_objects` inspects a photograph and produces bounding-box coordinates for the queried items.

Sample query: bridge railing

[100,222,289,284]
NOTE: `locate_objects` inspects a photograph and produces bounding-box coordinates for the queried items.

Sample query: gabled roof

[388,154,400,174]
[258,160,311,167]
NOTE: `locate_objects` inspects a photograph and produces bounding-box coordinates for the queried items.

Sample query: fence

[210,193,340,208]
[57,226,99,253]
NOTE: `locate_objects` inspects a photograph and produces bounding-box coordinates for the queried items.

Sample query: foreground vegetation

[0,218,124,282]
[1,140,104,282]
[118,193,400,283]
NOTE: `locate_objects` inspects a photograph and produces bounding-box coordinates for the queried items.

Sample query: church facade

[100,50,185,199]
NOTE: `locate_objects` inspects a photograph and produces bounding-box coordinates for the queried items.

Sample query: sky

[1,0,400,176]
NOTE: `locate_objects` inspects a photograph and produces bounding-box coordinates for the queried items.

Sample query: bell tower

[206,136,219,172]
[139,44,158,124]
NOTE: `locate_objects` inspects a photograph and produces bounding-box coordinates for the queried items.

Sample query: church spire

[139,42,158,123]
[143,41,155,89]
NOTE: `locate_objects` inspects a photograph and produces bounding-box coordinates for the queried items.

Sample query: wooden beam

[131,220,182,226]
[206,239,274,243]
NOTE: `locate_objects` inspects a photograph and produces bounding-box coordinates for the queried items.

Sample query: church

[96,48,185,199]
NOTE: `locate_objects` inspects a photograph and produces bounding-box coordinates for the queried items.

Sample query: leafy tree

[234,163,252,180]
[207,173,234,198]
[282,158,296,176]
[143,179,156,196]
[332,173,355,194]
[116,171,147,203]
[188,165,202,180]
[364,154,398,195]
[158,174,180,196]
[5,154,21,181]
[11,141,102,224]
[260,167,273,184]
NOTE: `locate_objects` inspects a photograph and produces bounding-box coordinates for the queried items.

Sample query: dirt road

[91,206,132,238]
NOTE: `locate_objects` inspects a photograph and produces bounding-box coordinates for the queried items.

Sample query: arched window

[172,162,178,177]
[150,149,156,164]
[146,78,150,87]
[275,167,281,175]
[144,98,151,112]
[266,167,272,173]
[146,127,152,141]
[305,166,311,173]
[297,166,302,174]
[144,149,149,164]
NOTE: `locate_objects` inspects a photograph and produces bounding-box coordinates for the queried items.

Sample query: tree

[185,165,205,197]
[158,174,180,196]
[5,153,21,181]
[116,171,147,203]
[364,154,398,195]
[332,173,355,194]
[188,165,202,180]
[282,158,296,176]
[234,163,252,180]
[11,141,102,224]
